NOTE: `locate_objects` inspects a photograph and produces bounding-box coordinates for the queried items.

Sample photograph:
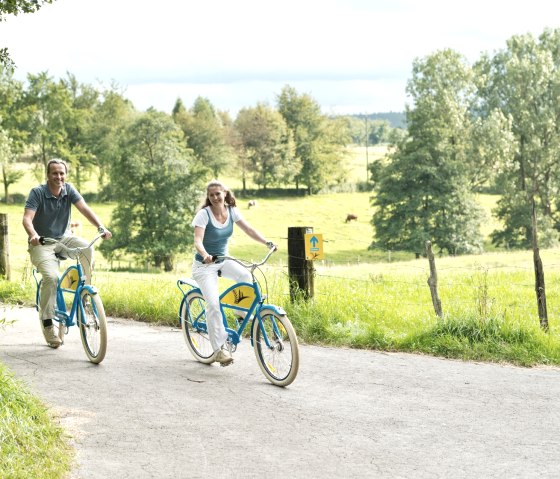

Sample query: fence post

[0,213,11,281]
[288,226,315,302]
[531,199,548,331]
[425,241,442,318]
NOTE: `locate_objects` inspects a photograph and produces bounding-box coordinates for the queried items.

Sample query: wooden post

[0,213,11,280]
[288,226,315,302]
[531,199,548,331]
[426,241,442,318]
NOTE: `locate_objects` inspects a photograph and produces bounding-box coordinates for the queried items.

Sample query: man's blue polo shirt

[24,183,83,239]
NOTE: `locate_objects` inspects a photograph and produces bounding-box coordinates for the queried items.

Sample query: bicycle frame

[177,252,286,349]
[32,235,103,330]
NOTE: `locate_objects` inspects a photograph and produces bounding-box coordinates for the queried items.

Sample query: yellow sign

[304,233,324,260]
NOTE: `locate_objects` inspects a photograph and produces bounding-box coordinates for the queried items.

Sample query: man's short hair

[47,159,68,174]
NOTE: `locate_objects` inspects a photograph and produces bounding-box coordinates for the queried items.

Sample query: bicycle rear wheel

[251,308,299,387]
[77,290,107,364]
[181,291,214,364]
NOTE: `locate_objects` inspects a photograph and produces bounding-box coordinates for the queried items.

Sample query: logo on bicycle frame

[60,268,79,291]
[222,285,255,306]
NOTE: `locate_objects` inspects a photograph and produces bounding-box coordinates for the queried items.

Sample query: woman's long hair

[199,180,237,209]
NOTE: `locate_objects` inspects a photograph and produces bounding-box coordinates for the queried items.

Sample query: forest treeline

[0,67,403,269]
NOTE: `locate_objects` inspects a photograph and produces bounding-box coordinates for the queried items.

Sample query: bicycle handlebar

[212,244,277,270]
[39,232,106,257]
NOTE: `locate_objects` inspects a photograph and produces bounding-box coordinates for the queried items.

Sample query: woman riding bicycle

[191,180,274,366]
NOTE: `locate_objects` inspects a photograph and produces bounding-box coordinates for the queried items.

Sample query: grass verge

[3,254,560,367]
[0,362,73,479]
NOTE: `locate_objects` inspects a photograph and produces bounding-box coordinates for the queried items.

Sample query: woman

[192,180,275,366]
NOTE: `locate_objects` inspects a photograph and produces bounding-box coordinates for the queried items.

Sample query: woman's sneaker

[213,349,233,367]
[42,325,62,348]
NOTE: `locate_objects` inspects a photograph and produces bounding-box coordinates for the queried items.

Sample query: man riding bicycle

[22,159,112,348]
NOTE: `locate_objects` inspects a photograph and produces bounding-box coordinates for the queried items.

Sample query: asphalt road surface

[1,305,560,479]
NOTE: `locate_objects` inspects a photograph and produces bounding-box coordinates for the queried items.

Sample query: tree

[475,29,560,248]
[277,85,348,194]
[173,97,230,178]
[88,84,135,195]
[234,104,297,189]
[22,72,72,174]
[371,49,485,256]
[0,67,28,152]
[99,109,205,271]
[0,127,23,202]
[58,73,101,191]
[1,0,55,69]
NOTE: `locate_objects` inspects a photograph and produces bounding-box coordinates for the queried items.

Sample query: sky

[1,0,560,116]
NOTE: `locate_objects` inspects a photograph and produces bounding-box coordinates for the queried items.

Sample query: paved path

[1,305,560,478]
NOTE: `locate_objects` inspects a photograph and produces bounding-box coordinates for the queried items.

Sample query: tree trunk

[163,255,174,272]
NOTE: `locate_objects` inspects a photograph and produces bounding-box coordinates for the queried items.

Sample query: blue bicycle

[33,234,108,363]
[177,247,299,387]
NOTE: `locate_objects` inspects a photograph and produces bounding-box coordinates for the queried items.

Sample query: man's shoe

[42,325,62,348]
[213,349,233,367]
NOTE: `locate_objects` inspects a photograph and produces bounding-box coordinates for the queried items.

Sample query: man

[22,159,112,348]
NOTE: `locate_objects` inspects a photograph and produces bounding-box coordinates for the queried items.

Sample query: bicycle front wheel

[251,308,299,387]
[181,291,214,364]
[77,290,107,364]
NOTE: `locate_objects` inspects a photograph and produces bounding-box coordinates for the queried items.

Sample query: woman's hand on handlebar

[266,241,278,251]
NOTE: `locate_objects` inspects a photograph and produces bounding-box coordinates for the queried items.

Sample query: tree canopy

[277,85,349,193]
[235,103,297,189]
[371,49,485,255]
[99,109,206,271]
[476,29,560,248]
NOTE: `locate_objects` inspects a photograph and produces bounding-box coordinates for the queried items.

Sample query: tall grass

[4,248,557,366]
[0,363,73,478]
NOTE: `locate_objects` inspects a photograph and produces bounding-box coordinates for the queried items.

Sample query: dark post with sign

[288,226,315,302]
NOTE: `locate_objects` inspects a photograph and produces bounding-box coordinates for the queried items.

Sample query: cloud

[2,0,560,114]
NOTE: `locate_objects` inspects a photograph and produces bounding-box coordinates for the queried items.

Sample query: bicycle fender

[81,285,99,295]
[178,296,187,326]
[261,304,286,316]
[177,289,202,326]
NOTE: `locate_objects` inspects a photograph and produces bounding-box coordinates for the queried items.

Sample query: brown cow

[345,214,358,223]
